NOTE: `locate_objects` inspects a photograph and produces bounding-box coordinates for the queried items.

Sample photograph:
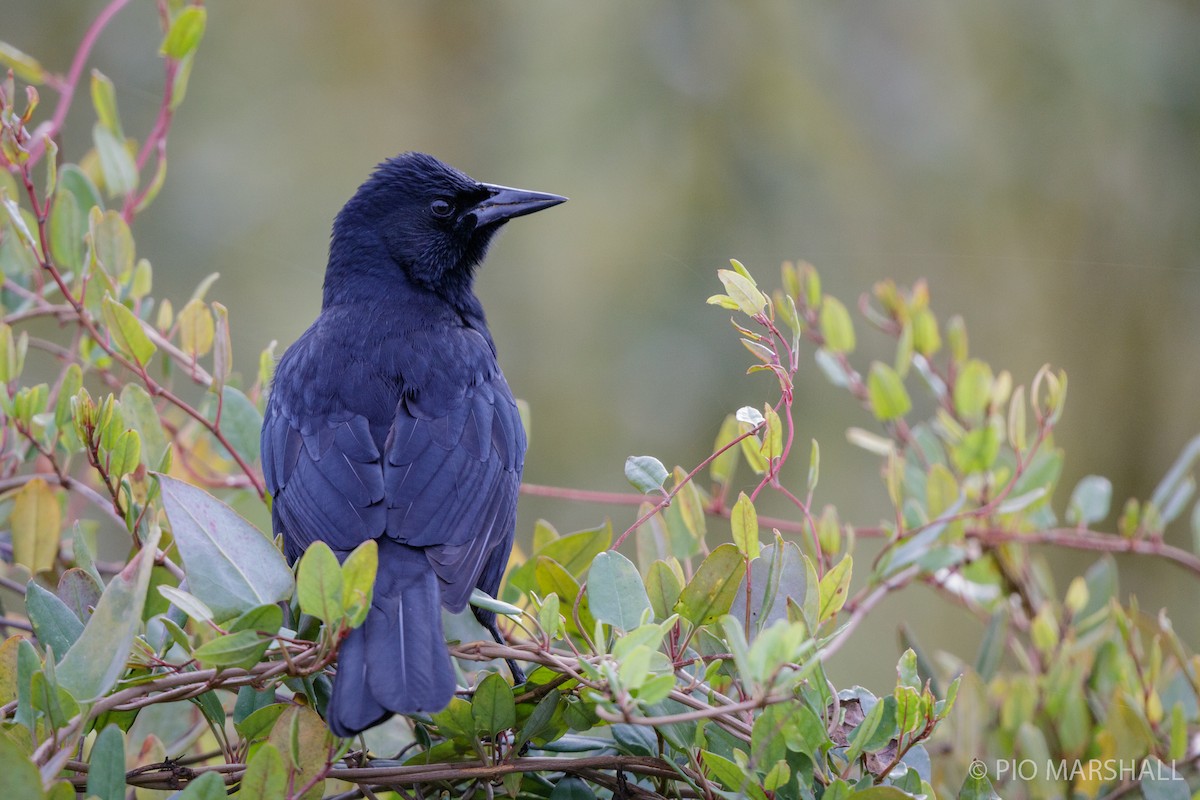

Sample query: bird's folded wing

[384,375,525,609]
[262,405,387,562]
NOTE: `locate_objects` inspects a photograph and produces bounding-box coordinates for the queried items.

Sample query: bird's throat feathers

[322,221,484,314]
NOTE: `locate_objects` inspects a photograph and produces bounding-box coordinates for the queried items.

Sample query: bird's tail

[328,541,456,737]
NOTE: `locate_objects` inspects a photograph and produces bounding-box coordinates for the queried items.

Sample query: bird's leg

[473,607,526,686]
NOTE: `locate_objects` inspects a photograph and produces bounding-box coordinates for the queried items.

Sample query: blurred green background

[8,1,1199,684]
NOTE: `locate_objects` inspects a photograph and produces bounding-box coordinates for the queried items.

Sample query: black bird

[260,152,564,736]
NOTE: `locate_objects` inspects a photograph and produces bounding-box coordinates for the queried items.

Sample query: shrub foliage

[0,4,1197,799]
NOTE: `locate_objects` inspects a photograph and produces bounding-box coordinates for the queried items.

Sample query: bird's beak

[469,183,567,227]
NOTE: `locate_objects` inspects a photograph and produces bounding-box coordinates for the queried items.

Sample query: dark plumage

[260,152,564,736]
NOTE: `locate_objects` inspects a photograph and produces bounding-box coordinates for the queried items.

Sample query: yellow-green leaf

[89,70,122,137]
[760,404,784,462]
[819,296,855,353]
[953,359,993,420]
[101,295,155,366]
[867,361,912,422]
[341,539,378,628]
[710,413,742,488]
[0,42,47,84]
[911,308,941,356]
[177,297,214,358]
[716,268,766,316]
[160,7,207,59]
[297,541,343,625]
[730,492,760,559]
[817,556,852,625]
[12,478,61,574]
[674,544,747,626]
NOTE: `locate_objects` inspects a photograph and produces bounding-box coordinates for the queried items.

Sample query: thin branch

[26,0,136,165]
[970,527,1200,578]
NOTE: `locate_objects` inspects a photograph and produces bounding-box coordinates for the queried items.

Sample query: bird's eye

[430,199,454,218]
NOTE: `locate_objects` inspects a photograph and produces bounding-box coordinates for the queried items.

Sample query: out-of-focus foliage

[2,4,1199,799]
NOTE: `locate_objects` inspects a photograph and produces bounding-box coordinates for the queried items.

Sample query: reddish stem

[26,0,135,165]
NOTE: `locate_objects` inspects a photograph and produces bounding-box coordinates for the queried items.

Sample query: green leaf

[624,455,668,494]
[120,384,169,468]
[106,428,141,479]
[56,568,102,623]
[470,587,523,617]
[31,668,79,731]
[130,257,152,299]
[674,544,747,626]
[807,438,820,495]
[192,630,270,669]
[516,688,566,749]
[160,6,207,59]
[431,696,475,743]
[178,297,214,358]
[1138,759,1188,800]
[56,527,159,700]
[953,359,993,420]
[90,208,135,282]
[844,695,886,763]
[586,551,650,631]
[59,164,104,213]
[86,724,126,800]
[215,302,233,393]
[267,705,329,796]
[297,541,343,625]
[92,125,137,198]
[90,69,122,137]
[228,604,284,637]
[867,361,912,421]
[25,581,84,661]
[240,742,287,799]
[174,770,226,800]
[671,465,706,542]
[101,296,155,366]
[896,648,920,689]
[1065,479,1108,527]
[817,556,852,625]
[472,671,516,736]
[157,474,293,621]
[0,323,22,384]
[537,592,563,639]
[534,557,595,636]
[340,540,377,628]
[0,735,44,800]
[0,42,48,84]
[819,296,855,353]
[207,386,263,464]
[170,51,197,110]
[549,776,597,800]
[760,404,783,462]
[11,477,61,574]
[702,750,769,800]
[49,190,85,273]
[957,764,1001,799]
[645,560,682,621]
[235,702,288,742]
[158,584,215,624]
[716,267,766,316]
[509,522,611,593]
[730,492,760,559]
[952,424,1001,474]
[912,308,941,356]
[709,413,743,489]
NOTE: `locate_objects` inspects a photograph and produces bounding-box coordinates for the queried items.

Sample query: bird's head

[328,152,565,302]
